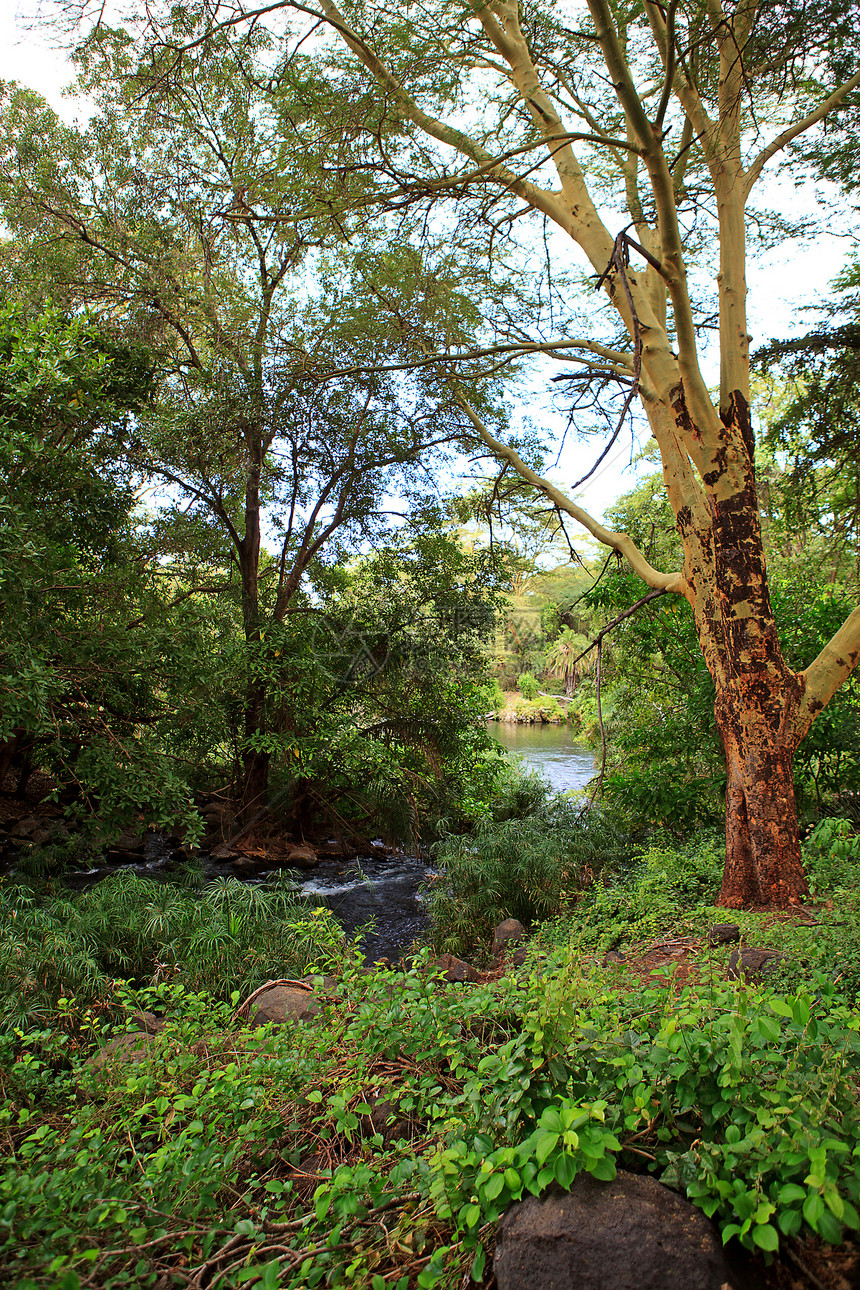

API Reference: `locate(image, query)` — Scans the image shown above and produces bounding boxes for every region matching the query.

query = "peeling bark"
[677,390,810,906]
[715,674,808,908]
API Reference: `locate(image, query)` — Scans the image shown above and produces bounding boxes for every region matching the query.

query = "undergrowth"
[0,871,344,1031]
[1,820,859,1287]
[427,800,632,959]
[2,948,859,1288]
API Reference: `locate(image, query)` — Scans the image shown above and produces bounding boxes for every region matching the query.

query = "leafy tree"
[544,626,595,697]
[130,0,860,906]
[0,30,476,819]
[0,304,209,835]
[299,524,509,838]
[755,265,860,588]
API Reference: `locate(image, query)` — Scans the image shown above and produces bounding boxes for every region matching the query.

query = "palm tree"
[544,628,593,698]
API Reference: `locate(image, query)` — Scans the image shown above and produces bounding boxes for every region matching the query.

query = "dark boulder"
[85,1031,160,1075]
[727,947,786,981]
[286,845,319,869]
[493,918,526,959]
[494,1174,742,1290]
[707,923,741,946]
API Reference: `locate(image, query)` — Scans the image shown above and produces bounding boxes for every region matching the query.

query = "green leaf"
[778,1209,802,1237]
[554,1154,577,1189]
[540,1107,563,1133]
[535,1131,560,1165]
[803,1193,825,1229]
[769,999,794,1018]
[461,1204,481,1229]
[752,1224,779,1252]
[777,1183,806,1205]
[817,1209,843,1245]
[314,1188,332,1222]
[259,1261,281,1289]
[792,997,811,1027]
[588,1156,617,1182]
[841,1200,860,1231]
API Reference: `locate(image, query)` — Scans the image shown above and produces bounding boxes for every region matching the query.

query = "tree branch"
[743,70,860,200]
[798,605,860,738]
[452,387,689,595]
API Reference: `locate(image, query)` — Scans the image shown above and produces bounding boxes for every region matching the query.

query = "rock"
[493,918,526,959]
[200,801,228,820]
[301,974,339,993]
[115,830,146,853]
[707,923,741,946]
[131,1010,165,1035]
[494,1175,740,1290]
[512,948,528,967]
[233,853,267,873]
[9,815,46,839]
[250,985,320,1026]
[286,845,319,869]
[85,1031,159,1074]
[210,842,240,861]
[727,947,786,981]
[429,953,480,984]
[172,845,200,862]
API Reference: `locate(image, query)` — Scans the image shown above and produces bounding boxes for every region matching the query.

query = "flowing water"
[57,724,596,962]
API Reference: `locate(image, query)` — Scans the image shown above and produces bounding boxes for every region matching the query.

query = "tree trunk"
[714,674,809,908]
[238,440,267,824]
[241,744,271,823]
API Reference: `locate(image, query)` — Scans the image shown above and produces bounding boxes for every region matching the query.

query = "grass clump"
[0,870,344,1031]
[427,799,633,958]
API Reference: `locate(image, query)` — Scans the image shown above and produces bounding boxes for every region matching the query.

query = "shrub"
[0,871,345,1031]
[537,831,725,953]
[4,954,859,1287]
[803,817,860,896]
[427,801,632,958]
[517,671,540,700]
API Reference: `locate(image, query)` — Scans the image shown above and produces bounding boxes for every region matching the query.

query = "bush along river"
[7,727,596,961]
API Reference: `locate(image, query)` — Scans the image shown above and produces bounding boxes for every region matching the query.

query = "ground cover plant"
[0,871,345,1033]
[2,820,859,1288]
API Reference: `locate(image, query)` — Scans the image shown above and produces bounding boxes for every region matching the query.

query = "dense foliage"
[0,306,212,836]
[2,822,860,1287]
[0,870,344,1033]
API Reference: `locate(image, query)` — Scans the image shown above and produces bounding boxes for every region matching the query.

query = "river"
[290,725,597,959]
[489,722,597,794]
[60,723,597,963]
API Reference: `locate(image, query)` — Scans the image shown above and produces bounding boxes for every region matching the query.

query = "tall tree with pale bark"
[31,0,860,904]
[139,0,860,908]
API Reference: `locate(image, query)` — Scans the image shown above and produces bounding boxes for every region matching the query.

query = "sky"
[0,5,853,532]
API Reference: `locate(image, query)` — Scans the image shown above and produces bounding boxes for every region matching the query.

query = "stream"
[278,724,596,959]
[489,722,596,794]
[62,725,597,962]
